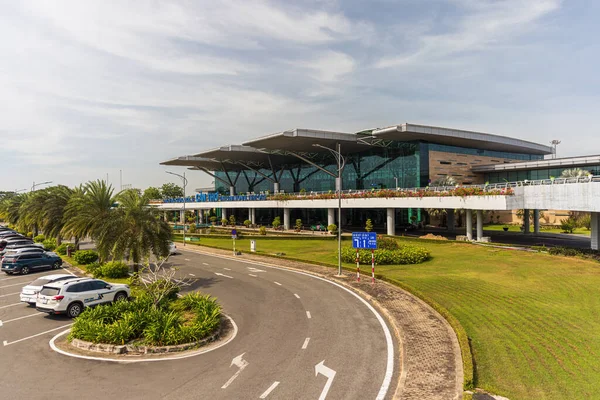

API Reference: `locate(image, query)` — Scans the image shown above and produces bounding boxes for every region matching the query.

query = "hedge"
[72,250,99,265]
[341,245,431,265]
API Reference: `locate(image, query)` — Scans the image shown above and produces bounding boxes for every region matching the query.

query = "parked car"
[169,241,177,255]
[1,247,45,261]
[3,241,43,250]
[20,274,75,305]
[36,278,130,318]
[1,252,63,275]
[2,238,35,248]
[0,234,25,242]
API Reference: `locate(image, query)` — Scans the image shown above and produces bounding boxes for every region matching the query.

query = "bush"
[244,219,252,228]
[365,219,373,232]
[86,261,103,276]
[295,219,302,231]
[272,216,281,229]
[327,224,337,234]
[560,217,578,233]
[72,250,99,265]
[55,243,74,255]
[377,237,399,250]
[26,232,33,238]
[221,218,227,226]
[578,214,592,230]
[33,234,45,243]
[209,216,217,225]
[259,226,267,235]
[341,245,431,265]
[229,215,236,226]
[97,261,130,279]
[42,238,57,251]
[188,224,196,234]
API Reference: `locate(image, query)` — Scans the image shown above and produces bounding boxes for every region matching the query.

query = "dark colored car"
[1,252,63,275]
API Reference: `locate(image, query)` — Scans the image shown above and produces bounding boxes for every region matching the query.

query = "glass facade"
[485,165,600,183]
[429,144,544,161]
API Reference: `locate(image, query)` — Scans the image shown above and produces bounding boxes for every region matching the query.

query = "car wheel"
[52,261,61,269]
[114,291,128,303]
[67,302,83,318]
[21,266,30,275]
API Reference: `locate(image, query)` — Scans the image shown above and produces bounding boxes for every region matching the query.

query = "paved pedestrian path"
[184,245,463,400]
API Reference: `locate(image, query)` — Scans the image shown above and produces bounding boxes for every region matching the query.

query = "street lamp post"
[394,176,398,189]
[313,143,345,276]
[31,181,52,192]
[166,171,188,247]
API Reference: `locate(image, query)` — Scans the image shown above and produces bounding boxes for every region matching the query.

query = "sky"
[1,0,598,192]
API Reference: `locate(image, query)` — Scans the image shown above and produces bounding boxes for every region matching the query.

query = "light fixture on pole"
[313,143,346,276]
[14,188,27,194]
[550,140,561,159]
[166,171,188,247]
[31,181,53,192]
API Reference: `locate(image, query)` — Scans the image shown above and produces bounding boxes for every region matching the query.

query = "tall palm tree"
[560,168,590,178]
[0,193,27,228]
[430,175,457,186]
[39,185,73,245]
[96,189,172,272]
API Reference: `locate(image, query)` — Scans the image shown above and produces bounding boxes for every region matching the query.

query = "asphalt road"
[0,248,397,400]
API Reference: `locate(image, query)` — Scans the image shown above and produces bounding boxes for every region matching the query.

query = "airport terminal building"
[160,123,600,250]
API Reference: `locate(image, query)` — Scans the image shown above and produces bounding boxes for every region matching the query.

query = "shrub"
[341,245,430,265]
[188,224,196,234]
[99,261,130,279]
[295,219,302,231]
[55,243,74,255]
[209,216,217,225]
[327,224,337,234]
[26,232,33,238]
[578,214,592,230]
[259,226,267,235]
[86,261,103,276]
[377,237,399,250]
[272,216,281,229]
[221,218,228,226]
[73,250,99,265]
[365,219,373,232]
[42,238,57,251]
[244,219,251,228]
[33,234,45,243]
[229,215,236,226]
[560,217,578,233]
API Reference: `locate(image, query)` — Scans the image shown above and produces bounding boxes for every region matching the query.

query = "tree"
[365,218,373,232]
[295,219,302,231]
[431,176,457,186]
[28,185,73,245]
[143,186,162,200]
[560,168,591,178]
[0,193,27,229]
[161,183,183,198]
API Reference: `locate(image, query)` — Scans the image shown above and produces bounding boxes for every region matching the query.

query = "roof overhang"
[160,156,244,171]
[472,155,600,172]
[193,145,294,165]
[372,123,553,155]
[243,128,369,154]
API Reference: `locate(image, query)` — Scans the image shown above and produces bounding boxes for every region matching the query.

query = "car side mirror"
[105,285,112,289]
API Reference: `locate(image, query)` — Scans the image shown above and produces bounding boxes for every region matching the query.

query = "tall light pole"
[394,176,398,189]
[14,188,27,194]
[31,181,52,192]
[550,140,561,159]
[166,171,188,246]
[313,143,345,276]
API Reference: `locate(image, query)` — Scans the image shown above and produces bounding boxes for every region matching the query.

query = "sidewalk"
[183,244,464,400]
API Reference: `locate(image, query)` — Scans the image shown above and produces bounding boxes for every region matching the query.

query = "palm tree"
[430,175,457,186]
[39,185,73,245]
[560,168,590,178]
[96,189,172,272]
[0,193,27,229]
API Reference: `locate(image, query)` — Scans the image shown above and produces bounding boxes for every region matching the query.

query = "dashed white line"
[302,337,310,350]
[0,292,20,298]
[0,282,33,289]
[274,281,282,286]
[259,381,280,399]
[202,263,209,266]
[0,302,21,310]
[184,258,191,261]
[306,311,312,319]
[3,323,73,346]
[294,293,300,299]
[188,273,196,277]
[248,274,257,277]
[0,313,40,326]
[214,272,233,279]
[223,268,232,271]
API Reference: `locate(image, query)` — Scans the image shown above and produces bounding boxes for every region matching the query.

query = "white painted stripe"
[302,337,310,349]
[274,281,282,286]
[0,282,31,289]
[306,311,311,319]
[49,315,238,363]
[294,293,300,299]
[223,267,231,271]
[0,292,19,298]
[248,274,257,277]
[202,262,209,266]
[177,248,395,400]
[0,271,62,282]
[4,323,73,346]
[0,302,21,310]
[214,272,233,279]
[184,258,191,261]
[173,278,191,287]
[188,273,196,277]
[0,312,40,326]
[61,266,77,276]
[259,381,280,399]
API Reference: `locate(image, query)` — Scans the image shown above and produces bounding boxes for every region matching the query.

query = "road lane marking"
[0,302,21,310]
[3,323,73,346]
[0,272,61,282]
[61,266,77,276]
[306,311,311,319]
[223,268,232,271]
[259,381,280,399]
[188,273,196,277]
[315,360,336,400]
[214,272,233,279]
[0,292,20,298]
[202,263,209,266]
[0,312,40,326]
[0,282,32,289]
[173,278,191,287]
[248,274,257,277]
[221,353,249,389]
[184,258,191,261]
[247,267,266,273]
[274,281,282,286]
[294,293,300,299]
[302,337,310,349]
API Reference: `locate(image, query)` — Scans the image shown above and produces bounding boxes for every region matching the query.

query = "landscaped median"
[176,235,600,400]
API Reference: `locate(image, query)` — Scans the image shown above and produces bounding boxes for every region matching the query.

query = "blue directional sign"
[352,232,377,249]
[231,229,237,239]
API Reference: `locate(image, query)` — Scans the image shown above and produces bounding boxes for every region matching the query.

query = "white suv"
[36,278,130,318]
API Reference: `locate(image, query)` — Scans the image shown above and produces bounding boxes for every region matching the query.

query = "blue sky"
[1,0,598,192]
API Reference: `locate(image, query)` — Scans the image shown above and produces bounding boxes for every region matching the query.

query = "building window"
[439,161,452,165]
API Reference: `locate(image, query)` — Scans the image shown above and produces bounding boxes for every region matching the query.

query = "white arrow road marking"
[3,323,73,346]
[214,272,233,279]
[315,360,336,400]
[259,381,280,399]
[306,311,311,319]
[294,293,300,299]
[0,312,40,326]
[0,292,20,298]
[248,274,257,277]
[302,337,310,349]
[221,353,249,389]
[223,267,232,271]
[0,302,21,310]
[273,281,282,286]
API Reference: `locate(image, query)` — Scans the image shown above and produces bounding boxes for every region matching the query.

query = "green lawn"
[484,224,591,235]
[185,236,600,400]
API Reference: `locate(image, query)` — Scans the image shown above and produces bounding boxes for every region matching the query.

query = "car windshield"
[29,278,52,286]
[39,287,60,296]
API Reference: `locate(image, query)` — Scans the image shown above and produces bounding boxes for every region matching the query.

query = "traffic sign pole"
[371,249,375,284]
[356,248,360,282]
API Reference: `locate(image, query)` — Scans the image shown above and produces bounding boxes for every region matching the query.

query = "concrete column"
[163,211,167,222]
[198,210,204,224]
[222,208,227,221]
[387,208,396,236]
[466,210,473,241]
[274,182,280,193]
[283,208,291,230]
[533,209,540,234]
[251,208,256,225]
[446,209,455,232]
[476,210,484,241]
[180,210,185,224]
[591,212,599,251]
[523,209,530,234]
[248,208,253,224]
[229,186,235,196]
[328,208,335,226]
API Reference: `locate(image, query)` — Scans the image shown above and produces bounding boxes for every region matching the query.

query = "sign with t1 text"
[352,232,377,249]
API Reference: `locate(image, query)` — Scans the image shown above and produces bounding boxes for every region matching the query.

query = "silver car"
[20,274,75,305]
